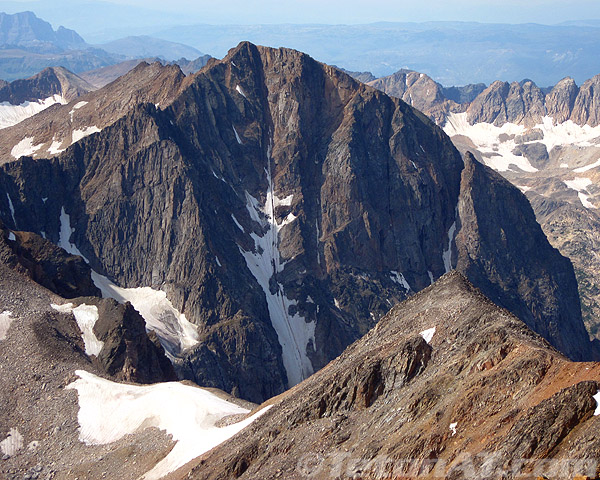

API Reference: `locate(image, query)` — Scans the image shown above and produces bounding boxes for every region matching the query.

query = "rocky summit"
[0,41,593,405]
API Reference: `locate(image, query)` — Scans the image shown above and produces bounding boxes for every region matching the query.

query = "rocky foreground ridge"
[184,272,600,480]
[0,42,594,403]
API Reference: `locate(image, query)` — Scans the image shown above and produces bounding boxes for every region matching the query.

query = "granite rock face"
[0,42,592,401]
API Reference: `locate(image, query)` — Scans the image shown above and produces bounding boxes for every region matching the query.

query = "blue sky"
[3,0,600,25]
[77,0,600,24]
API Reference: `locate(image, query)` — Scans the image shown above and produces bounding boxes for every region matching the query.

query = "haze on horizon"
[0,0,599,31]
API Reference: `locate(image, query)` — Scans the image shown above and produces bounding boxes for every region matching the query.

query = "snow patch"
[233,125,243,144]
[594,391,600,416]
[6,193,16,227]
[67,370,270,480]
[69,101,88,121]
[428,271,434,285]
[11,136,43,159]
[390,271,411,292]
[443,220,457,273]
[71,126,101,144]
[51,303,104,356]
[0,428,23,456]
[560,163,570,169]
[0,94,66,129]
[334,298,341,309]
[231,214,244,231]
[420,327,436,344]
[59,207,87,259]
[449,422,457,436]
[564,177,596,209]
[575,157,600,173]
[238,142,314,387]
[215,256,222,267]
[516,185,532,193]
[0,310,13,341]
[236,85,246,98]
[8,232,15,241]
[48,138,65,155]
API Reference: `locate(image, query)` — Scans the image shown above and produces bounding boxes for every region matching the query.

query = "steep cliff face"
[186,273,600,480]
[0,42,591,402]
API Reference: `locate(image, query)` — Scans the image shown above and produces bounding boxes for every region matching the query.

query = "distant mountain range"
[149,21,600,86]
[0,11,209,81]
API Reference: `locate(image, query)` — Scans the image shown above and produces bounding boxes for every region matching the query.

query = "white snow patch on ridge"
[8,232,15,241]
[594,391,600,416]
[69,101,87,121]
[236,85,246,98]
[11,136,43,159]
[449,422,457,436]
[67,370,271,480]
[233,125,243,144]
[58,207,199,360]
[0,94,66,129]
[0,310,13,340]
[0,428,23,456]
[71,126,101,144]
[420,327,436,344]
[239,143,315,388]
[51,303,104,356]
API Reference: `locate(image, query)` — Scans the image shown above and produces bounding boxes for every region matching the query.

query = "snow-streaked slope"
[0,310,13,341]
[444,113,600,173]
[58,206,199,360]
[594,391,600,416]
[239,144,315,388]
[443,113,535,172]
[67,370,271,480]
[51,303,104,356]
[0,95,66,130]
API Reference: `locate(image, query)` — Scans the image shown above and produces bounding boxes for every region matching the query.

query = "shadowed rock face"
[185,273,600,480]
[0,42,592,402]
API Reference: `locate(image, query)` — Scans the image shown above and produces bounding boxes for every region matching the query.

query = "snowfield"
[0,94,66,129]
[443,113,600,173]
[67,370,271,480]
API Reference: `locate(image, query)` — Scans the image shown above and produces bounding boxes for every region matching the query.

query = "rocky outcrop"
[88,297,177,383]
[545,76,579,124]
[0,220,100,298]
[186,272,600,480]
[0,42,592,402]
[571,74,600,126]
